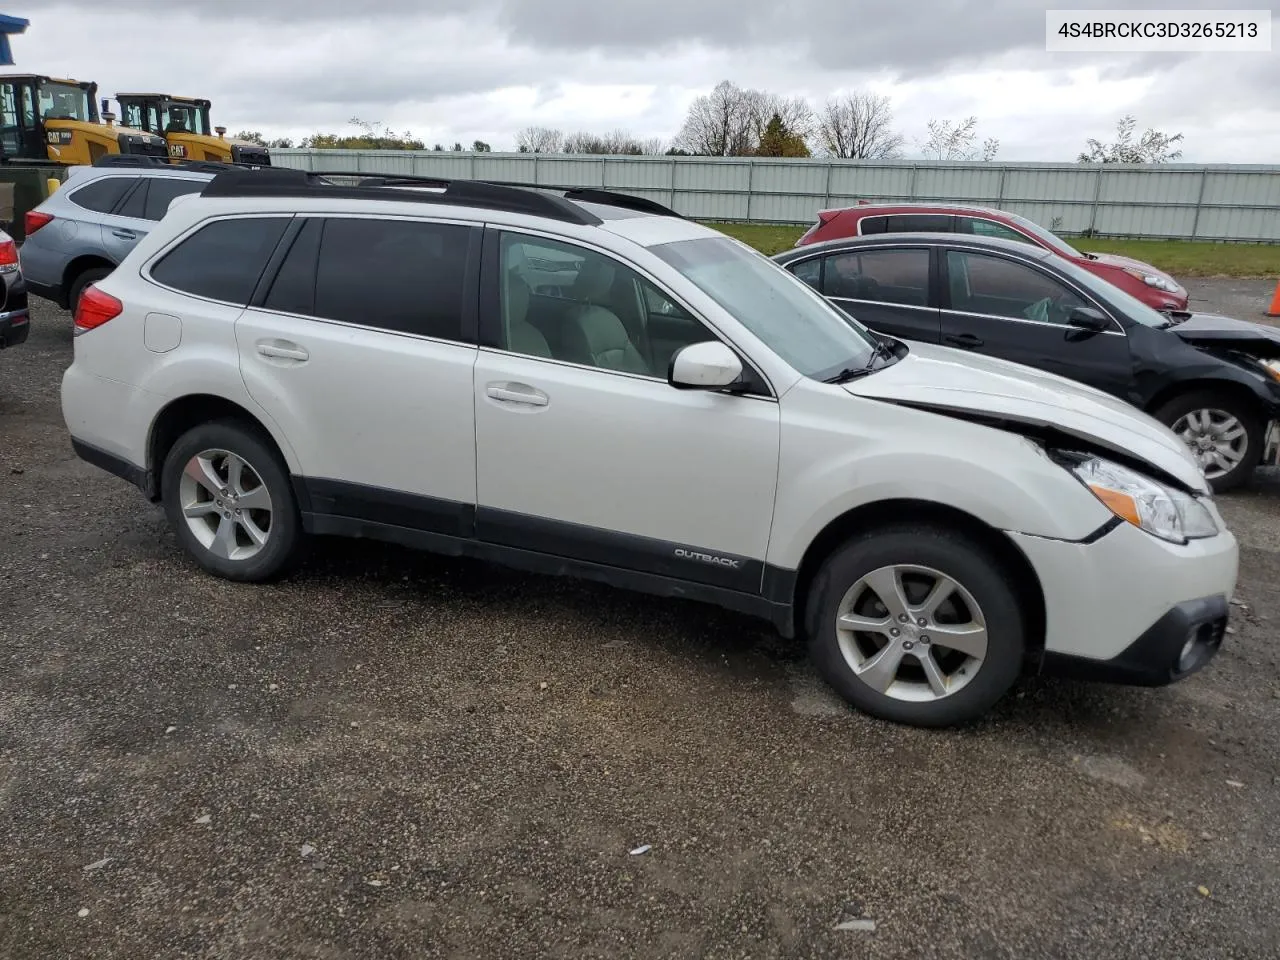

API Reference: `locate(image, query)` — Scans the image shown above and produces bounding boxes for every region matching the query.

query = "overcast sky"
[5,0,1278,161]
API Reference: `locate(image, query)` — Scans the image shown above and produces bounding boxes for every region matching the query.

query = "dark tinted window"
[143,178,205,221]
[946,251,1086,325]
[115,180,148,219]
[884,214,954,233]
[70,176,135,214]
[263,218,322,316]
[821,248,930,307]
[858,216,887,235]
[790,256,822,290]
[313,218,470,340]
[151,216,290,305]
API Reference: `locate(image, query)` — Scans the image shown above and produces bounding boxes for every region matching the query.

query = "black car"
[772,232,1280,492]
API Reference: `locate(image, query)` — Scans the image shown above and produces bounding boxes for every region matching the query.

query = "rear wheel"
[1155,390,1261,493]
[68,266,112,315]
[807,525,1025,728]
[161,420,302,582]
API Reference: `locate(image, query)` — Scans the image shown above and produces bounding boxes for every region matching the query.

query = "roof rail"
[347,175,682,219]
[200,168,666,226]
[91,156,269,173]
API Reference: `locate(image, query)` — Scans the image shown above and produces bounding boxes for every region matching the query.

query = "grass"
[701,221,1280,279]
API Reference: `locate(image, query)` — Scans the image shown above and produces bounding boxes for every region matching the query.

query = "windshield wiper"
[824,364,874,383]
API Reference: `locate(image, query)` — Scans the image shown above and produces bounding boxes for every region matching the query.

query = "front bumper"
[1040,594,1227,685]
[0,307,29,348]
[1007,513,1238,685]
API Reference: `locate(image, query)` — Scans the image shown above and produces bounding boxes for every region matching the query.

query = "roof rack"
[91,156,268,173]
[199,168,682,224]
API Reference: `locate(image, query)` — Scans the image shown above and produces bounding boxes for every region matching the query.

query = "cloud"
[5,0,1278,160]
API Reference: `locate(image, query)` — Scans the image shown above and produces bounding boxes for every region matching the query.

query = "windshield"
[650,235,879,379]
[1008,213,1083,259]
[1053,256,1172,327]
[163,101,209,136]
[36,81,93,123]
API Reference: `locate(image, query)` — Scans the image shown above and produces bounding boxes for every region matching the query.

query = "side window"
[69,177,136,214]
[313,217,470,340]
[790,257,822,290]
[884,214,954,233]
[150,216,290,305]
[498,232,714,377]
[820,248,930,307]
[122,102,143,130]
[263,217,322,316]
[957,217,1036,246]
[143,178,206,221]
[115,180,148,220]
[945,251,1087,325]
[857,216,887,235]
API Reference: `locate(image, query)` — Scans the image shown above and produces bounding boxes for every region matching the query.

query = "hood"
[1170,312,1280,359]
[1083,251,1182,287]
[845,341,1208,492]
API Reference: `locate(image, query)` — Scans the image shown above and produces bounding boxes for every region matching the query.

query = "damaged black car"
[773,232,1280,492]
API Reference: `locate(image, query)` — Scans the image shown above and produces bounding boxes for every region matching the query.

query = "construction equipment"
[0,74,168,165]
[114,93,270,166]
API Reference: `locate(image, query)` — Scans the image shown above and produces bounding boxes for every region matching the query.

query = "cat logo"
[169,144,187,158]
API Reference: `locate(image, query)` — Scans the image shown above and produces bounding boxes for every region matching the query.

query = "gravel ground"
[3,283,1280,960]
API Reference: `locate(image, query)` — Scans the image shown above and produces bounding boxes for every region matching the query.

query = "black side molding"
[70,438,154,496]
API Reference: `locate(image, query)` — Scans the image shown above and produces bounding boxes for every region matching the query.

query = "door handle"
[111,229,137,241]
[485,382,548,406]
[943,333,984,349]
[256,341,309,362]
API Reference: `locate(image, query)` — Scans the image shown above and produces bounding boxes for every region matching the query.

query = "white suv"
[61,169,1239,727]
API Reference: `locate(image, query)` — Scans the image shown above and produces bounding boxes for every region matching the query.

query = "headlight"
[1066,455,1218,544]
[1123,267,1177,293]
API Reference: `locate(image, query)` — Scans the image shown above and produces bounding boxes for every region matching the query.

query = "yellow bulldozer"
[0,74,169,165]
[115,93,271,165]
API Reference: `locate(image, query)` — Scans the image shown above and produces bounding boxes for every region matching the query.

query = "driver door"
[938,248,1133,399]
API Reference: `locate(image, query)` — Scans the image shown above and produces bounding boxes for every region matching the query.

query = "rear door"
[234,214,481,533]
[787,245,939,343]
[938,248,1133,397]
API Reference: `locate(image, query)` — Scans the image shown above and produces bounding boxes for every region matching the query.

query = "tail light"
[74,286,123,334]
[24,210,54,237]
[0,237,17,273]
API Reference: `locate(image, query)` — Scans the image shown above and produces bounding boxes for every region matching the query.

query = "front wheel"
[806,525,1026,728]
[161,420,302,581]
[1154,391,1261,493]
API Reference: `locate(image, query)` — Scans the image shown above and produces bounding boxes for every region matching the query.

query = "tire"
[161,419,302,582]
[806,524,1025,728]
[68,266,112,315]
[1153,390,1262,493]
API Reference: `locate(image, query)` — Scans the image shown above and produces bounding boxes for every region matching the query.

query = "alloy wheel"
[1171,408,1248,481]
[177,448,274,561]
[834,564,988,702]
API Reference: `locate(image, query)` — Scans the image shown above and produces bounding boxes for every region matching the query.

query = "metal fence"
[269,150,1280,243]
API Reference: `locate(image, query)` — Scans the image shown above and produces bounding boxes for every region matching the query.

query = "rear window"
[69,176,135,214]
[150,216,290,305]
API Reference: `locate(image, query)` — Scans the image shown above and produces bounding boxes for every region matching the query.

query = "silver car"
[21,160,217,313]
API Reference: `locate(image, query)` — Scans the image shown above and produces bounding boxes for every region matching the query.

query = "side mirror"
[668,341,744,390]
[1067,306,1110,333]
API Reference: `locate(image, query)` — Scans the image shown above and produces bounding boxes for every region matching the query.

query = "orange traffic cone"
[1269,279,1280,317]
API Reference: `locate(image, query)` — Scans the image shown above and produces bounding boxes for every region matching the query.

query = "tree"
[560,129,665,155]
[1078,115,1184,163]
[673,80,816,156]
[673,80,756,156]
[234,130,267,146]
[301,117,424,150]
[516,126,563,153]
[919,116,999,161]
[755,113,810,157]
[817,93,905,159]
[472,140,492,152]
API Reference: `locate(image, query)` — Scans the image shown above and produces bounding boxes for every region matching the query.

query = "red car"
[795,202,1189,313]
